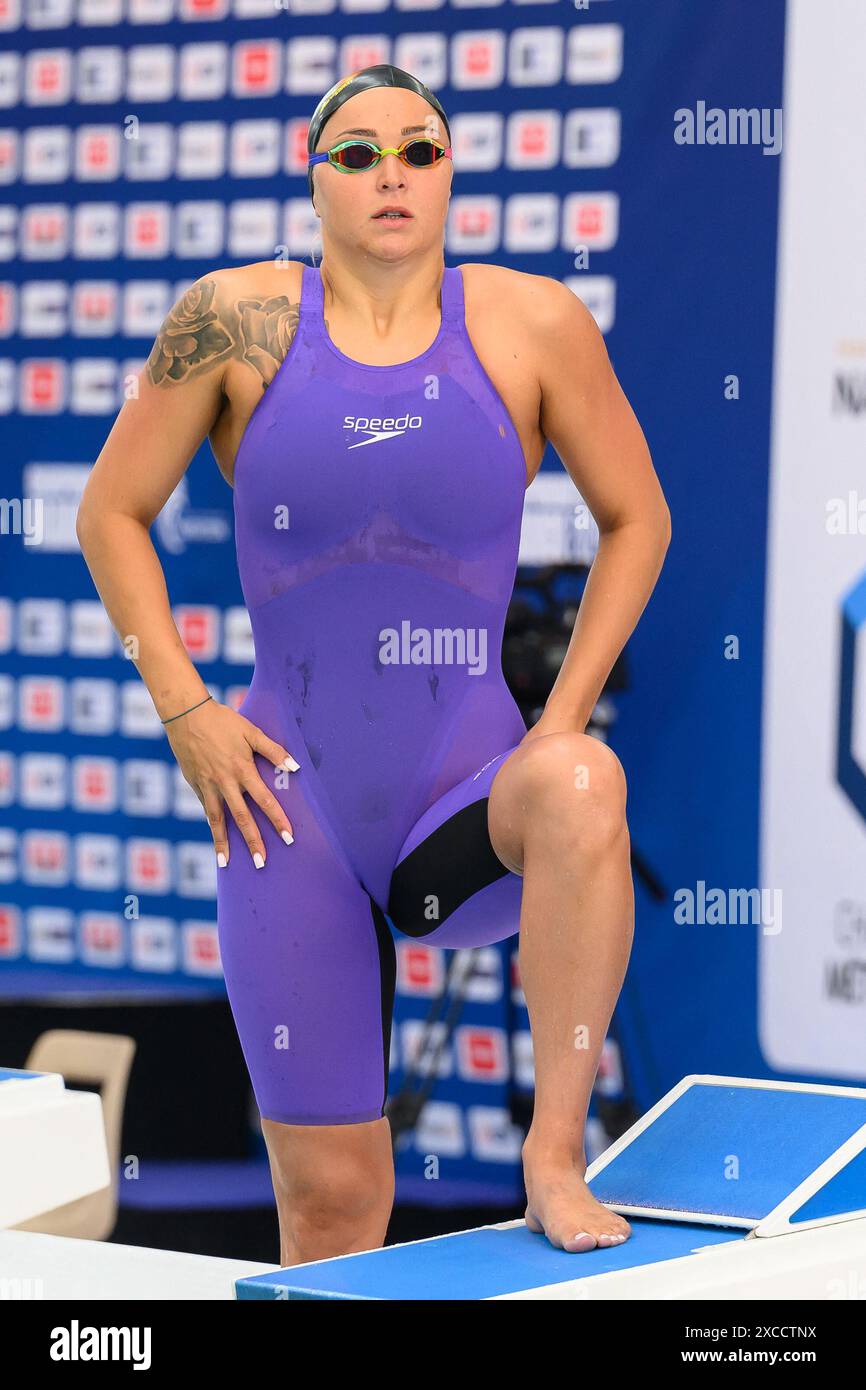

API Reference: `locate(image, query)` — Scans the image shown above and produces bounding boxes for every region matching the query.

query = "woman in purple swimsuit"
[77,65,670,1267]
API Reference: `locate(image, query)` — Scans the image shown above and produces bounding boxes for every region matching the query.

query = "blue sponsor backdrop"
[0,0,786,1202]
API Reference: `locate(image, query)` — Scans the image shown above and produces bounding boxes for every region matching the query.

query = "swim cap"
[306,63,451,200]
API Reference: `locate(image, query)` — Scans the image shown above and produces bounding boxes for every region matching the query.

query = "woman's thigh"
[216,757,396,1127]
[386,745,524,949]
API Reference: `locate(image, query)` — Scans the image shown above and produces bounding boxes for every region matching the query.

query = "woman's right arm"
[75,270,299,869]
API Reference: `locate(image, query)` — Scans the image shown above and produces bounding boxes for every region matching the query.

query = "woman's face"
[310,85,453,261]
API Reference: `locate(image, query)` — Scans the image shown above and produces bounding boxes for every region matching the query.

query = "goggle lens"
[404,139,441,167]
[340,143,378,170]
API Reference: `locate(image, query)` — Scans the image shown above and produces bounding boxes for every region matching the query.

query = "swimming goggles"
[308,136,452,174]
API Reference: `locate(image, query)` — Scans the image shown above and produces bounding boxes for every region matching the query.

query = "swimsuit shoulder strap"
[299,261,323,320]
[440,264,465,327]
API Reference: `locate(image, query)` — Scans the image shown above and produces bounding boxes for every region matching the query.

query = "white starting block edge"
[0,1229,279,1300]
[0,1069,111,1229]
[584,1074,866,1238]
[0,1070,63,1109]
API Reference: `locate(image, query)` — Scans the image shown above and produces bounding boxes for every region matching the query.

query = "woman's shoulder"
[456,261,561,315]
[457,262,576,339]
[204,259,306,307]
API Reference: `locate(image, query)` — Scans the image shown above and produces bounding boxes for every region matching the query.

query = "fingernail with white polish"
[283,756,300,771]
[281,830,294,845]
[217,852,227,868]
[254,852,265,868]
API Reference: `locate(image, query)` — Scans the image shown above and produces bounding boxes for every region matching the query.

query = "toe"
[561,1230,598,1253]
[525,1207,544,1235]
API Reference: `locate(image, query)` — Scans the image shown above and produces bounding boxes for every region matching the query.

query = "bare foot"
[523,1149,632,1254]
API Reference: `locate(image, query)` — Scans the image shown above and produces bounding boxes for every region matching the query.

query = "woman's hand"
[164,699,299,868]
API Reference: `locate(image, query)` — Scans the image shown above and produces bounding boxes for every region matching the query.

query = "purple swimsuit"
[216,262,528,1124]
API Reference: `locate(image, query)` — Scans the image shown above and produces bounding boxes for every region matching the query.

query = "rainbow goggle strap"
[308,136,452,173]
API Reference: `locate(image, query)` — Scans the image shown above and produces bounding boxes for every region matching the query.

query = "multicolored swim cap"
[306,63,451,199]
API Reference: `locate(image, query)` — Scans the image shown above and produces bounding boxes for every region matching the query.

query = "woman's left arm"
[525,278,672,736]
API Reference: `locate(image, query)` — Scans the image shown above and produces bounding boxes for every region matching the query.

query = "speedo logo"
[343,414,423,449]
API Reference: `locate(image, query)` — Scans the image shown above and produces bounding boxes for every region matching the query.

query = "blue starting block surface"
[587,1080,866,1223]
[235,1219,742,1301]
[790,1145,866,1224]
[235,1076,866,1300]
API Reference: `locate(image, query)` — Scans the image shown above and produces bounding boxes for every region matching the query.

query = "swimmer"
[76,64,671,1266]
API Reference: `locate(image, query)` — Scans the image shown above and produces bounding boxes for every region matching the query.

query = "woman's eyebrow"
[331,124,432,140]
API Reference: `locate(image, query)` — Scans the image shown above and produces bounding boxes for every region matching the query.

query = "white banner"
[760,0,866,1076]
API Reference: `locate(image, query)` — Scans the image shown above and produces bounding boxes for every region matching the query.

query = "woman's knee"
[508,732,628,846]
[265,1120,394,1238]
[289,1166,390,1237]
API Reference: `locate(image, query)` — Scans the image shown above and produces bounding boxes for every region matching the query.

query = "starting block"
[0,1067,111,1228]
[235,1075,866,1300]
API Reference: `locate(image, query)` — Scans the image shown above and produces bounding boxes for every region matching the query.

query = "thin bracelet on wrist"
[160,694,213,725]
